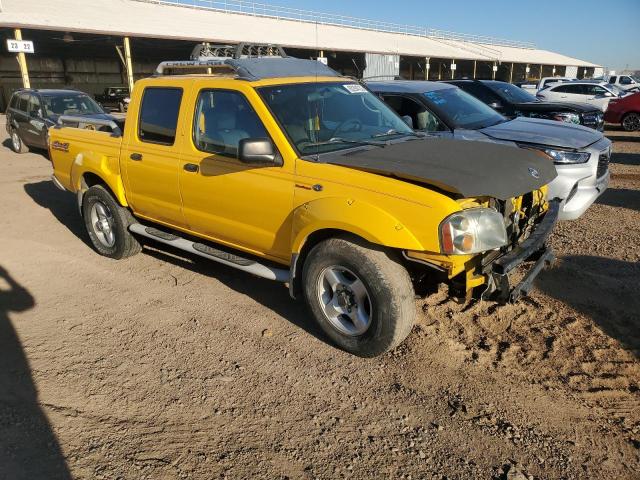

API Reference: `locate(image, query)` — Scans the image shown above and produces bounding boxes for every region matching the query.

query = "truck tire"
[622,112,640,132]
[82,185,141,259]
[302,237,415,357]
[10,129,28,154]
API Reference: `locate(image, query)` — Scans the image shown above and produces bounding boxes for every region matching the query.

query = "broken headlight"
[440,208,508,255]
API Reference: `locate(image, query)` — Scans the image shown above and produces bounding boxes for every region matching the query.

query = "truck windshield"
[41,93,104,117]
[485,81,539,104]
[258,82,414,155]
[422,87,506,130]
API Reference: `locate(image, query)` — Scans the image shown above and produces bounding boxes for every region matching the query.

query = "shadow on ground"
[537,255,640,357]
[611,152,640,166]
[596,187,640,212]
[0,266,72,479]
[23,181,92,249]
[142,245,329,346]
[1,138,49,159]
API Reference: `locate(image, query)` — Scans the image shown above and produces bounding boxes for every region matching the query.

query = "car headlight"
[440,208,508,255]
[544,148,591,164]
[552,112,580,124]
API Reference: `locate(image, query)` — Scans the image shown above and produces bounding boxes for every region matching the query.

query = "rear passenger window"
[193,90,268,157]
[17,94,29,112]
[609,76,617,84]
[554,84,583,94]
[138,87,183,145]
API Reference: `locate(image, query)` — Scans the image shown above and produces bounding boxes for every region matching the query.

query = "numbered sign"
[6,39,34,54]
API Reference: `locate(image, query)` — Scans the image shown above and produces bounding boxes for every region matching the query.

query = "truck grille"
[597,150,610,178]
[582,112,604,131]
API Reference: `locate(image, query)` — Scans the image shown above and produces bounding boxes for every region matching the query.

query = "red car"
[604,91,640,131]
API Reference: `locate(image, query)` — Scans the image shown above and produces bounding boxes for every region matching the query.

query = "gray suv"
[369,81,610,221]
[5,89,116,154]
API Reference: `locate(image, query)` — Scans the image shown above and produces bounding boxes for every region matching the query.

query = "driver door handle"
[183,163,199,173]
[130,153,143,161]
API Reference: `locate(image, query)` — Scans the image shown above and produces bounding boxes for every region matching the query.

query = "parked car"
[604,74,640,93]
[5,88,118,154]
[518,76,574,93]
[95,87,130,112]
[604,91,640,131]
[536,81,628,112]
[48,45,559,357]
[445,79,604,131]
[370,80,610,221]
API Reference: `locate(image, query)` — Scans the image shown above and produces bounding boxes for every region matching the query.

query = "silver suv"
[369,80,610,221]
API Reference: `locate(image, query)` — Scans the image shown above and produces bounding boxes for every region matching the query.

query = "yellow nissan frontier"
[48,44,559,357]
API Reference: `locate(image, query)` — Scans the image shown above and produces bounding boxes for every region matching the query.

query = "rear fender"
[70,151,128,210]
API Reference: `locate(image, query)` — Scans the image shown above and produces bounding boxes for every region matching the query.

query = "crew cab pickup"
[49,45,559,357]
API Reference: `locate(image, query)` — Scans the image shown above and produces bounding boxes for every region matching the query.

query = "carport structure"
[0,0,601,109]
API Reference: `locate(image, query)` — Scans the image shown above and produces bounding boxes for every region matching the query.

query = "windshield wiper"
[372,129,423,139]
[304,137,388,149]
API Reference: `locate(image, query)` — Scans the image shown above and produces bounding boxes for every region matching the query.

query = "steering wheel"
[332,118,363,137]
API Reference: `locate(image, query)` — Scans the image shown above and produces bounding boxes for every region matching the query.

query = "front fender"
[291,196,425,254]
[70,150,128,206]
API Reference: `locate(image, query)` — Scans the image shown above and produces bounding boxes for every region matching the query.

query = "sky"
[266,0,640,72]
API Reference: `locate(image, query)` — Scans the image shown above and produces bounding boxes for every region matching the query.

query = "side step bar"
[129,224,289,282]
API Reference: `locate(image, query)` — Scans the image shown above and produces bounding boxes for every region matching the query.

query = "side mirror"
[238,138,280,166]
[603,92,614,98]
[401,115,414,128]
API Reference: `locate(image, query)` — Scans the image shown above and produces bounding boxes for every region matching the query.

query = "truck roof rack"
[155,42,341,81]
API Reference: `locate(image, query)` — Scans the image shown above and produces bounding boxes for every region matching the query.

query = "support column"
[492,62,496,80]
[509,62,514,83]
[473,60,477,79]
[425,57,430,80]
[539,64,543,80]
[451,59,455,80]
[14,29,30,89]
[123,37,134,92]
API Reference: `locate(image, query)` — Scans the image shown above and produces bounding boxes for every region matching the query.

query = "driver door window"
[381,95,446,132]
[194,90,269,157]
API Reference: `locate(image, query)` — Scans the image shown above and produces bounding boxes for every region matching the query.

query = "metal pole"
[425,57,430,80]
[14,29,30,89]
[509,62,514,83]
[473,60,476,79]
[451,60,455,80]
[492,62,496,80]
[123,37,134,92]
[539,64,543,81]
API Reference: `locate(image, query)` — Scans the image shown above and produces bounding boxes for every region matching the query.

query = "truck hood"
[512,101,598,114]
[479,117,603,150]
[324,137,557,201]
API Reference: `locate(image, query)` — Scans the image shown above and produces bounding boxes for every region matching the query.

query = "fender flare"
[70,152,128,211]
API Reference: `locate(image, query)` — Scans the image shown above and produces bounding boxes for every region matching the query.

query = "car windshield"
[422,87,505,130]
[485,81,539,103]
[607,84,627,96]
[258,82,414,155]
[41,93,104,117]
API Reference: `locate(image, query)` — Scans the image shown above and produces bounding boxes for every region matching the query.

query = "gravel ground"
[0,117,638,479]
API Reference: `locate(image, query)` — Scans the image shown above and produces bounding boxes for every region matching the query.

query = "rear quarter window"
[138,87,183,145]
[17,94,29,112]
[9,94,19,109]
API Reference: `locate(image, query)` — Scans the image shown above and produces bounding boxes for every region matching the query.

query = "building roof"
[0,0,601,68]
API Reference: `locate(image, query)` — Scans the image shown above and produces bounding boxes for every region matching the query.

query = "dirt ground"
[0,115,638,480]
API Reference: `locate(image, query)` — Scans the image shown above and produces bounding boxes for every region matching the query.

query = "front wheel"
[622,112,640,132]
[302,237,415,357]
[10,130,28,154]
[82,185,141,259]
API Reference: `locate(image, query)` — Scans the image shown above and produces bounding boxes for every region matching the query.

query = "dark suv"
[445,79,604,131]
[5,89,116,154]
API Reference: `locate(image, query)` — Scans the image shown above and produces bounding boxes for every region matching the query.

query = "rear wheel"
[302,237,415,357]
[82,185,141,259]
[622,113,640,132]
[10,130,28,154]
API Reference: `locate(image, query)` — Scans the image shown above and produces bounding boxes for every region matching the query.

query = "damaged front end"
[406,191,559,304]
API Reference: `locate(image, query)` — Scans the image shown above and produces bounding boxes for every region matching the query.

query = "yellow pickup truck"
[49,44,558,357]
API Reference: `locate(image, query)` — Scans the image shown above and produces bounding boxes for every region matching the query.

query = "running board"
[129,224,289,282]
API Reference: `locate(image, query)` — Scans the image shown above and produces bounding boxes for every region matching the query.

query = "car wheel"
[622,113,640,132]
[10,130,28,154]
[82,185,142,259]
[302,237,415,357]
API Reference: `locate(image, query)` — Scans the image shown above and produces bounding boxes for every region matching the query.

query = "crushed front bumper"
[484,200,560,303]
